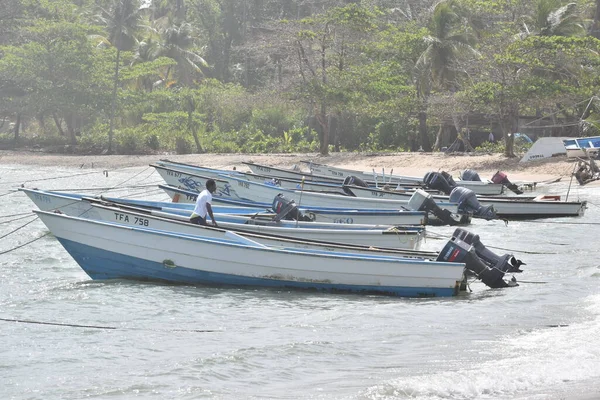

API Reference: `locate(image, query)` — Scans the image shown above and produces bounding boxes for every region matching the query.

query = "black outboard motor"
[272,194,313,222]
[491,171,523,195]
[437,237,515,288]
[452,228,524,273]
[407,189,462,225]
[449,187,497,220]
[342,175,368,196]
[441,171,457,187]
[460,169,482,181]
[423,172,455,195]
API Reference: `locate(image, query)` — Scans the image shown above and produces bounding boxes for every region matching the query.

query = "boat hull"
[37,211,464,297]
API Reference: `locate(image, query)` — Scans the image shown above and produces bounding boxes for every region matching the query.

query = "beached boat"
[34,210,466,297]
[21,188,425,250]
[563,136,600,158]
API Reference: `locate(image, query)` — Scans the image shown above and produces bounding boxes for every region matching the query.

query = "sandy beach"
[0,150,578,182]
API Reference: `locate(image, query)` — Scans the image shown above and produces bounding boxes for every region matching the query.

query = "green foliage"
[4,0,600,155]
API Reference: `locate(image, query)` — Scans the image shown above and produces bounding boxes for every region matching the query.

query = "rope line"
[0,317,218,333]
[5,171,99,186]
[104,166,152,193]
[0,211,33,219]
[46,184,161,192]
[0,213,38,225]
[0,231,50,255]
[0,216,40,240]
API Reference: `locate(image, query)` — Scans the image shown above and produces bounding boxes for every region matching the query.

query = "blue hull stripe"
[57,238,456,298]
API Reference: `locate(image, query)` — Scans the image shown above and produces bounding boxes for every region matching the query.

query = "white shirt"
[192,189,212,218]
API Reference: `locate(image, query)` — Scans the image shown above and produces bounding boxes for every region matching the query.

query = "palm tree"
[130,37,161,91]
[415,0,478,150]
[520,0,584,38]
[160,21,208,87]
[96,0,145,153]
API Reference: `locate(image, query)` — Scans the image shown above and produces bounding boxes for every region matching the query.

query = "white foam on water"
[363,294,600,400]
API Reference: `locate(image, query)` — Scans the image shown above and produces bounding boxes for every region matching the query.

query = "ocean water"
[0,163,599,400]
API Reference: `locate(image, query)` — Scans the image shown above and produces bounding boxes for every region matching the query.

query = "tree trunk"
[52,113,66,136]
[65,113,77,145]
[108,48,121,154]
[503,111,518,157]
[13,113,21,145]
[433,125,443,151]
[318,104,329,155]
[189,112,203,153]
[591,0,600,39]
[418,111,432,151]
[37,113,46,135]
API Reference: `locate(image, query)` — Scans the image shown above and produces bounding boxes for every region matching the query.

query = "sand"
[0,150,578,182]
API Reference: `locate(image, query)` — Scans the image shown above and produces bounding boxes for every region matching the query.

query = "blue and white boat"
[21,188,425,250]
[34,210,466,298]
[158,184,448,226]
[563,136,600,158]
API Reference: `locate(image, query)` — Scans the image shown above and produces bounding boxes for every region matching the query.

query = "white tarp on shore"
[520,137,568,163]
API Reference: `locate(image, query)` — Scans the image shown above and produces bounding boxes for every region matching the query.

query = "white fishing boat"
[34,210,466,297]
[21,188,424,250]
[563,136,600,158]
[222,174,462,213]
[344,184,587,219]
[159,184,432,225]
[89,202,434,256]
[300,160,505,196]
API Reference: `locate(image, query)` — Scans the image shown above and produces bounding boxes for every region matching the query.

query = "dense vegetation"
[1,0,600,156]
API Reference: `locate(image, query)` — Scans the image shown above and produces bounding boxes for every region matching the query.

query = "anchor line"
[102,166,152,194]
[0,231,50,255]
[10,171,100,186]
[0,213,38,225]
[45,184,161,192]
[424,231,560,254]
[0,216,40,240]
[0,211,35,219]
[0,317,218,333]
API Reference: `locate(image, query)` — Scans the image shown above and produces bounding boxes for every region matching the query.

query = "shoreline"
[0,149,577,182]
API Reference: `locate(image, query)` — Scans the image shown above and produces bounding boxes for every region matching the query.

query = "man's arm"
[207,203,217,226]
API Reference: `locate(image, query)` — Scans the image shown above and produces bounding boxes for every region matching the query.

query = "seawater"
[0,163,599,400]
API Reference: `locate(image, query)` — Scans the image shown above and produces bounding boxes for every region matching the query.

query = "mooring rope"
[0,213,38,225]
[0,211,33,219]
[3,171,99,186]
[0,216,40,240]
[105,166,153,192]
[0,230,50,255]
[0,317,218,333]
[424,230,561,254]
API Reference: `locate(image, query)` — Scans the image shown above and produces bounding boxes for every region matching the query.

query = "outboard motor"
[423,172,455,195]
[407,189,461,225]
[491,171,523,195]
[460,169,482,181]
[441,171,457,187]
[452,228,524,273]
[342,175,368,196]
[449,187,497,220]
[437,237,516,288]
[271,194,312,222]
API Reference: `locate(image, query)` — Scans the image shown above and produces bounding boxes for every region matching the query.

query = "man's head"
[206,179,217,193]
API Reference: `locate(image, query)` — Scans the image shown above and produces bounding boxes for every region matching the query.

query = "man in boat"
[190,179,218,227]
